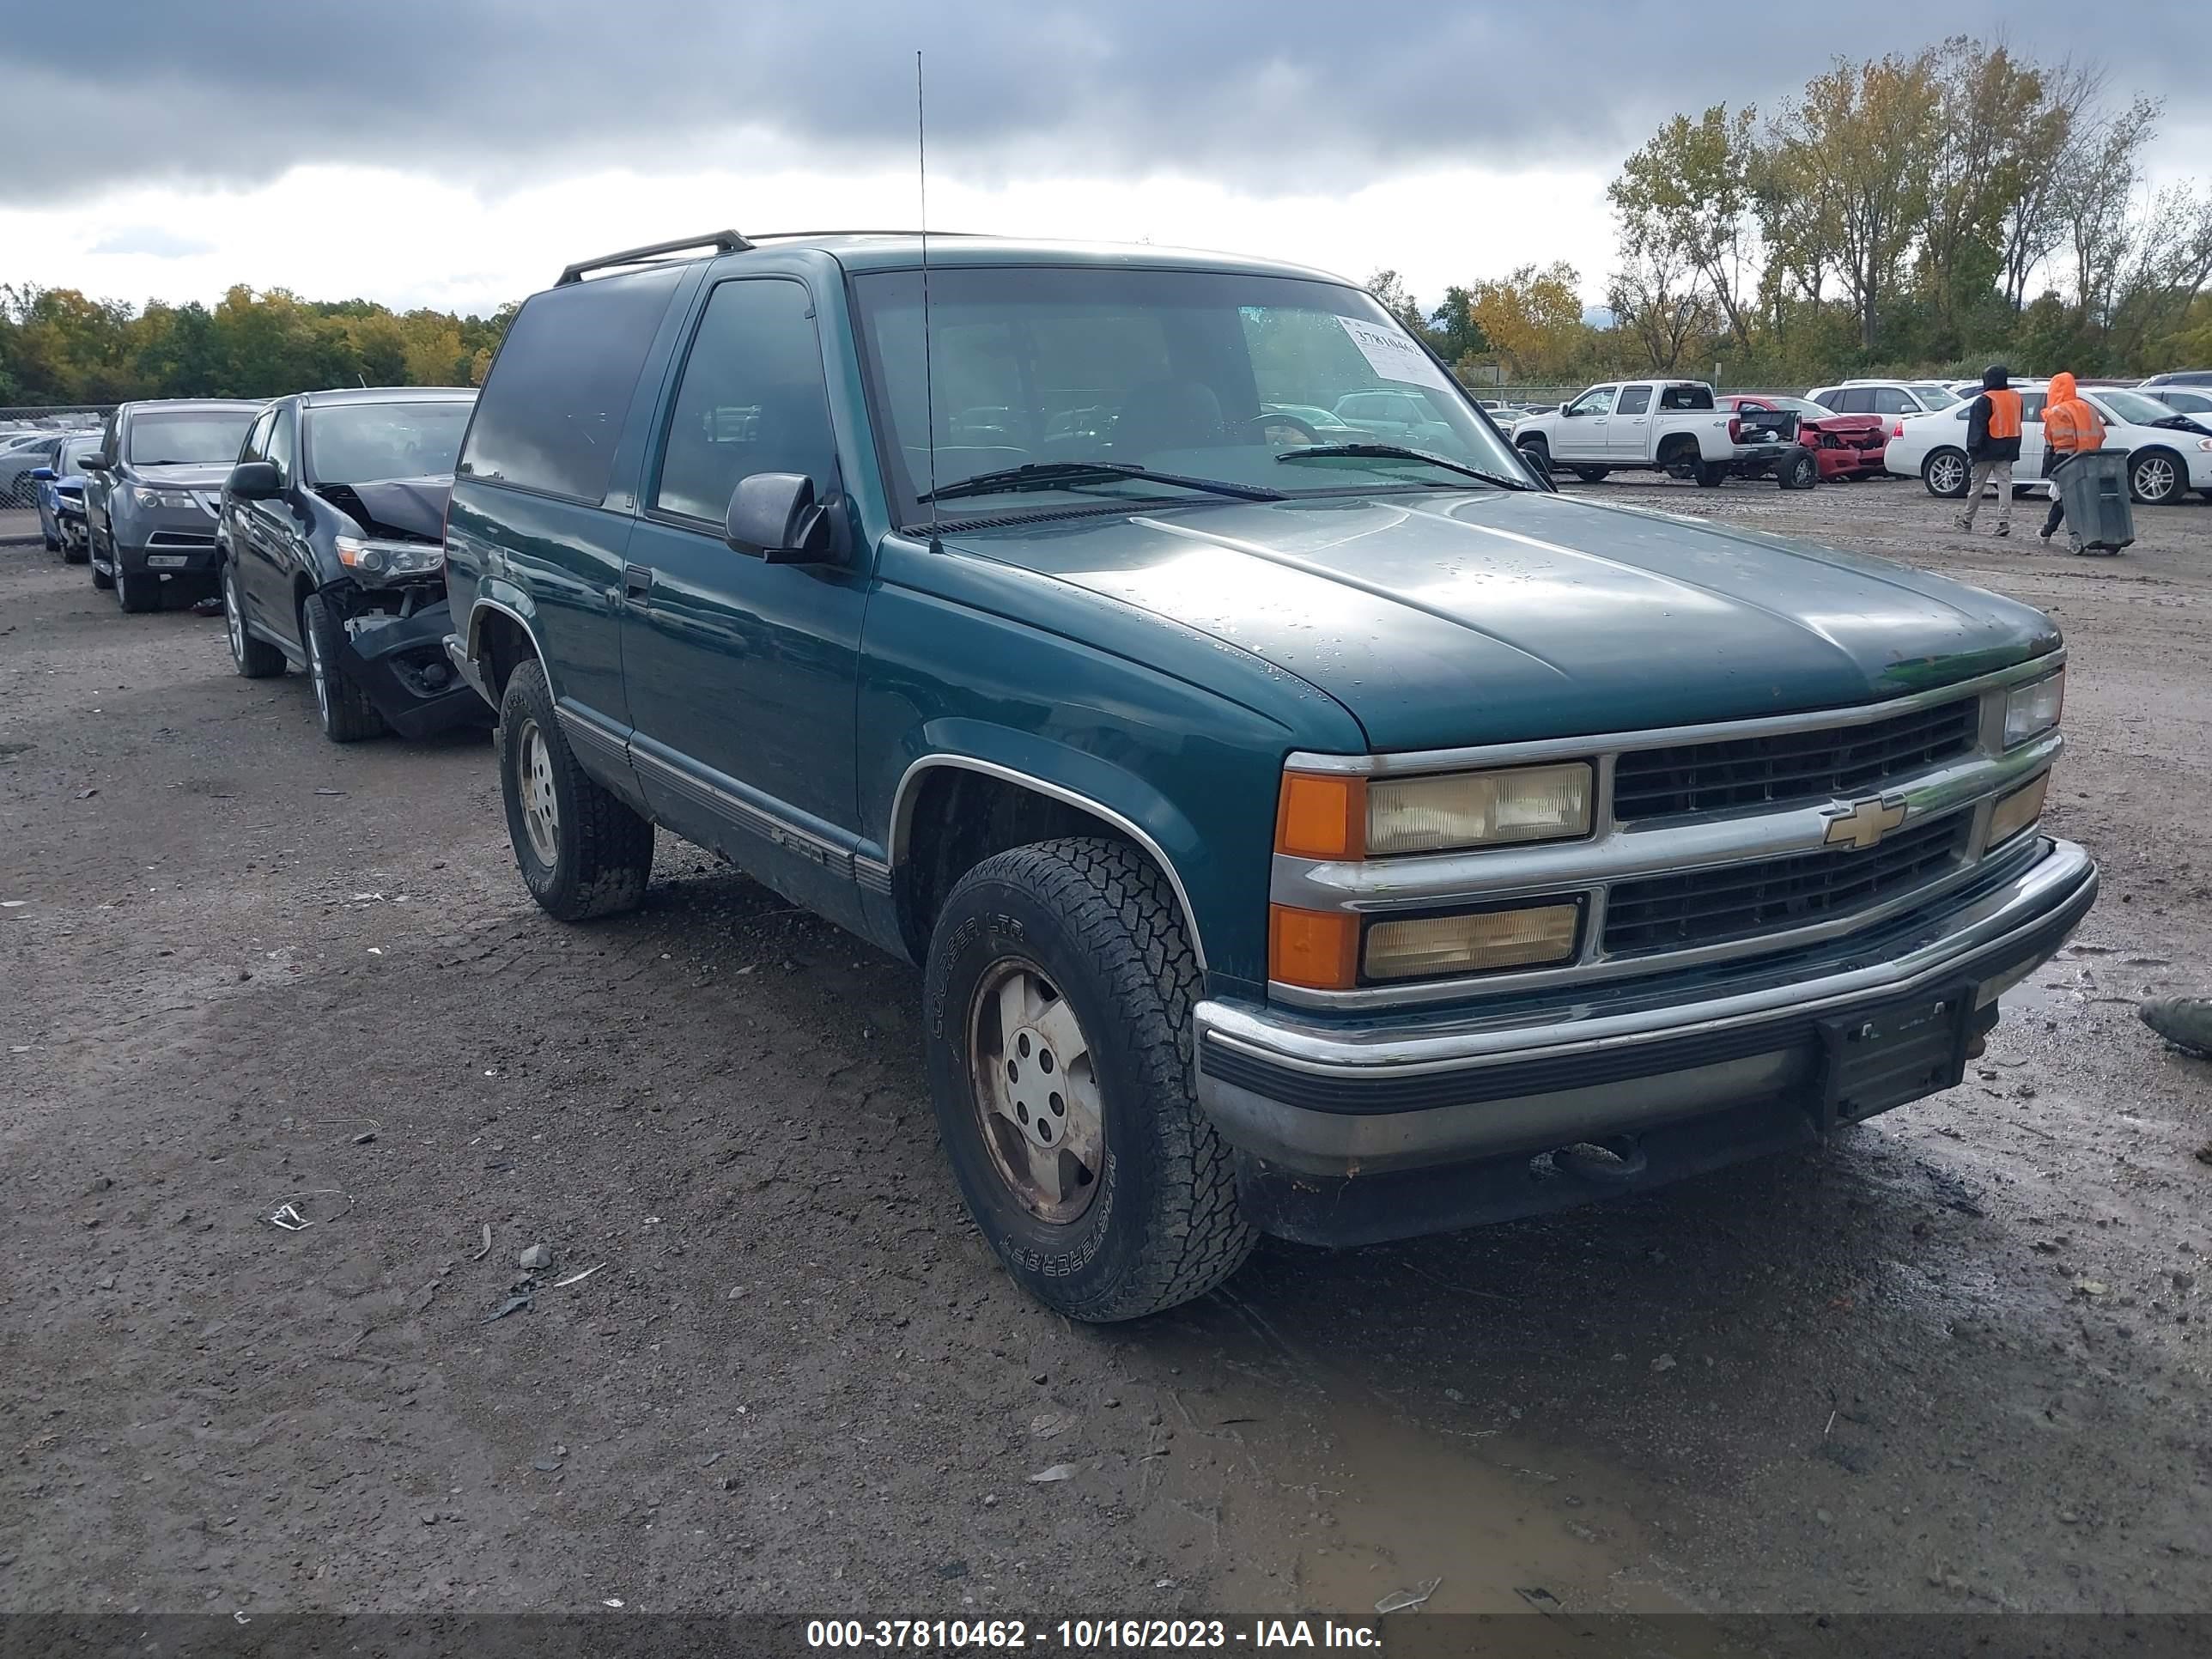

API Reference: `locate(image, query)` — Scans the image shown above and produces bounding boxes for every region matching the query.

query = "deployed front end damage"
[337,592,486,738]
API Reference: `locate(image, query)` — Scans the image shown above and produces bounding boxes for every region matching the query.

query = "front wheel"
[2129,447,2183,505]
[496,659,654,921]
[924,837,1255,1322]
[1693,459,1726,487]
[301,592,385,741]
[1779,447,1819,490]
[114,556,157,614]
[1571,465,1609,483]
[89,528,114,589]
[1922,448,1969,499]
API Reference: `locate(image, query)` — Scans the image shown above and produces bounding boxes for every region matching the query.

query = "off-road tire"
[1571,465,1609,483]
[496,658,654,921]
[222,561,285,678]
[88,526,114,589]
[923,836,1255,1322]
[301,592,385,742]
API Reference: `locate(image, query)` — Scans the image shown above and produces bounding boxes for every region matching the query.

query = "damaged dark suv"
[217,386,486,742]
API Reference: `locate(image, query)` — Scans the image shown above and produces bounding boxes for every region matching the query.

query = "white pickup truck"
[1515,379,1814,489]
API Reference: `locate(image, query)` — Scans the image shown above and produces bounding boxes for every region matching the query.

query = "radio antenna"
[917,50,939,534]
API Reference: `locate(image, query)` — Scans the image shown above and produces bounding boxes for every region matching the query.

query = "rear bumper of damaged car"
[340,599,490,738]
[1193,837,2097,1246]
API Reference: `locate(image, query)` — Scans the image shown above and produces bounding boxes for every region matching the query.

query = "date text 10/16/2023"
[805,1619,1383,1650]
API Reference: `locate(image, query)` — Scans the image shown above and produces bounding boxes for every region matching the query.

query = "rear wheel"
[1922,448,1970,499]
[301,591,385,742]
[2129,447,2183,505]
[924,837,1255,1322]
[496,658,654,921]
[222,561,285,678]
[1571,465,1610,483]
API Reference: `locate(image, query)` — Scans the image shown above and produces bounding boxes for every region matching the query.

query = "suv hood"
[316,475,451,543]
[131,463,233,489]
[950,490,2060,752]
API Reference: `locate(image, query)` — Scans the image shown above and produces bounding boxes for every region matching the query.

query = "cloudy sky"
[3,0,2205,318]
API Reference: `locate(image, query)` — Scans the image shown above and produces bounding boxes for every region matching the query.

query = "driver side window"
[266,407,297,483]
[1568,386,1617,417]
[239,410,276,465]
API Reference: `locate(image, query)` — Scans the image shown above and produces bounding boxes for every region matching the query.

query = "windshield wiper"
[916,460,1281,505]
[1275,442,1536,491]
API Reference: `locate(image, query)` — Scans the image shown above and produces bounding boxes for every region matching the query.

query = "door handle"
[623,562,654,600]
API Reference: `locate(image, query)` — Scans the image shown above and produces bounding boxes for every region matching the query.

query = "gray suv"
[84,399,264,613]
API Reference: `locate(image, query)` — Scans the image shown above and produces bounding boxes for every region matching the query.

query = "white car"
[1808,379,1963,417]
[1883,381,2212,506]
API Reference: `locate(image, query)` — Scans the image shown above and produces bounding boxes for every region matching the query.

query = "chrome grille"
[1602,814,1970,957]
[1612,697,1979,821]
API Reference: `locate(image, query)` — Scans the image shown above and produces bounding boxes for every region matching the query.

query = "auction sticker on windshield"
[1336,316,1453,392]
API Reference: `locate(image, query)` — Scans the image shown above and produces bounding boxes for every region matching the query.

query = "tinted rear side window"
[459,266,684,502]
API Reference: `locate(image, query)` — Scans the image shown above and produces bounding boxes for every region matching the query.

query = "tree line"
[1371,38,2212,386]
[0,283,514,406]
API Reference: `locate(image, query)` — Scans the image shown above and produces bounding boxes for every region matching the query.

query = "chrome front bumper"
[1194,836,2097,1181]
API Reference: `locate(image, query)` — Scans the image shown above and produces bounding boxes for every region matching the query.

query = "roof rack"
[556,229,752,286]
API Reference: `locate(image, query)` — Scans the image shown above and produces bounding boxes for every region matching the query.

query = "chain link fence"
[0,407,111,509]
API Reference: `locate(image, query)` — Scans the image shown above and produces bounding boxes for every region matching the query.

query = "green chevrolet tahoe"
[441,230,2097,1322]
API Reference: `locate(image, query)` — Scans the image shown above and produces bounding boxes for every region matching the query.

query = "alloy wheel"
[2133,454,2177,503]
[223,568,246,665]
[307,623,331,726]
[1926,453,1966,496]
[966,959,1105,1224]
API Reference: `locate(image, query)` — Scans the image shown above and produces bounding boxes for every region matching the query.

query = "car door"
[1608,383,1652,459]
[84,409,121,548]
[1554,386,1615,460]
[2018,391,2051,478]
[226,407,279,628]
[251,404,313,647]
[619,274,871,922]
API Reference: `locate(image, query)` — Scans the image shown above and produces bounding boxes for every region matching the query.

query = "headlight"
[1366,763,1593,856]
[1988,770,2051,848]
[1364,902,1582,981]
[130,485,197,509]
[2002,670,2064,748]
[336,534,444,576]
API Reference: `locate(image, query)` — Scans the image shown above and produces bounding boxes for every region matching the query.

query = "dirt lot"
[2,478,2209,1627]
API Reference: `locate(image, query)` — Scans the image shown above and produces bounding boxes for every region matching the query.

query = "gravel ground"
[1,477,2209,1625]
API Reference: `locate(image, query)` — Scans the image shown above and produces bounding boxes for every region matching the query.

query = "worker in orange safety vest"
[2038,371,2107,555]
[1960,363,2024,536]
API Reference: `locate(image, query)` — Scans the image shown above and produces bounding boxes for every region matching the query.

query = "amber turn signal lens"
[1276,772,1365,860]
[1269,905,1362,990]
[1988,770,2051,848]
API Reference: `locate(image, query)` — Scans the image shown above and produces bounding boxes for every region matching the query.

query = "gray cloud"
[5,1,2206,208]
[87,226,216,258]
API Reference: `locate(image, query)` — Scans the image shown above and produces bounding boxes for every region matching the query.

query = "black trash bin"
[2054,450,2136,554]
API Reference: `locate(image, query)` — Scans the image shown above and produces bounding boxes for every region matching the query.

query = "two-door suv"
[443,230,2096,1321]
[216,386,486,742]
[82,398,264,611]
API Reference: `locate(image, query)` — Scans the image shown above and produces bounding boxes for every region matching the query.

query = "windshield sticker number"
[1336,317,1452,392]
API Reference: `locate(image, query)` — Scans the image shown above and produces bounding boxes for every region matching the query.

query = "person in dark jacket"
[1959,363,2023,535]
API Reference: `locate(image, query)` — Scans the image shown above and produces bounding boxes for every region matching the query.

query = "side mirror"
[725,471,836,565]
[227,459,282,500]
[27,466,55,482]
[80,454,108,471]
[1561,405,1582,417]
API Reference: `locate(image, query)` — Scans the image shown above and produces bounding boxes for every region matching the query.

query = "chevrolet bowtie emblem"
[1824,794,1908,851]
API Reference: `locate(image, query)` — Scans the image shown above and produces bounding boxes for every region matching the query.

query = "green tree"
[1607,104,1760,354]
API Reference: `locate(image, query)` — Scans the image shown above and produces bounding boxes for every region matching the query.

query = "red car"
[1720,394,1889,481]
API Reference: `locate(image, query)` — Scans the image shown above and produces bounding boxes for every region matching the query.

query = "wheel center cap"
[1005,1025,1068,1148]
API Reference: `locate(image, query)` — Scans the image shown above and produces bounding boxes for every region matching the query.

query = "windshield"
[57,437,99,476]
[2093,389,2180,427]
[1910,383,1961,408]
[851,264,1530,522]
[307,399,475,485]
[125,408,257,466]
[1762,398,1832,418]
